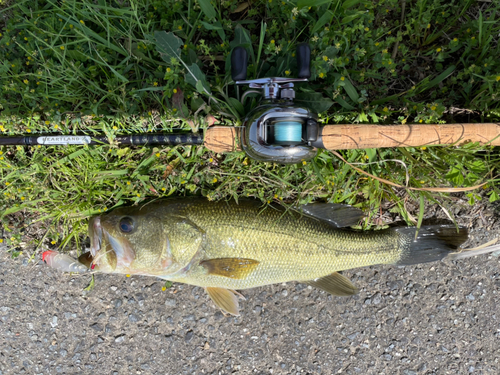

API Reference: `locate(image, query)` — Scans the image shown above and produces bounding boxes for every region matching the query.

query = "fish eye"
[119,217,135,233]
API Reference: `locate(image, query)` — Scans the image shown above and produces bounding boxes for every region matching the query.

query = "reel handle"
[296,43,311,79]
[231,47,248,81]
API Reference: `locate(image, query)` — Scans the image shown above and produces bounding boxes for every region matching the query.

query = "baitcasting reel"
[231,44,323,164]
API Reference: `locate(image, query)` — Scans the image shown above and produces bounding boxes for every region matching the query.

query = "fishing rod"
[1,44,499,163]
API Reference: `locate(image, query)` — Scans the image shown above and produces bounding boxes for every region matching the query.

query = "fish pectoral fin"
[299,203,364,228]
[200,258,259,279]
[206,287,240,316]
[304,272,358,296]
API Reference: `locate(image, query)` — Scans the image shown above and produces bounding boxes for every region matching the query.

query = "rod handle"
[296,43,311,79]
[231,47,248,81]
[319,123,500,150]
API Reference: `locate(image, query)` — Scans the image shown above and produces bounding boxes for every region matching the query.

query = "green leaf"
[198,0,216,20]
[298,0,334,7]
[489,190,499,203]
[311,10,333,34]
[185,63,211,94]
[154,31,183,64]
[446,166,464,186]
[342,0,361,9]
[334,96,356,110]
[342,79,359,103]
[365,148,376,162]
[228,97,245,117]
[201,21,222,30]
[295,92,334,113]
[341,11,364,24]
[66,50,88,62]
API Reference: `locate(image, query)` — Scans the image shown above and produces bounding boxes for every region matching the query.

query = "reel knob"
[296,43,311,79]
[231,46,248,81]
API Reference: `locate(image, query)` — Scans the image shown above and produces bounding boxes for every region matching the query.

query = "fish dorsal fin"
[200,258,259,279]
[206,287,240,316]
[305,272,359,296]
[299,203,364,228]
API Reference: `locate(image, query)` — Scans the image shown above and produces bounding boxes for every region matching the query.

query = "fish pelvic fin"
[200,258,259,279]
[206,287,240,316]
[304,272,359,296]
[395,225,468,265]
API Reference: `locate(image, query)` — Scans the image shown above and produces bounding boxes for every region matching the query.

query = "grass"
[0,0,499,253]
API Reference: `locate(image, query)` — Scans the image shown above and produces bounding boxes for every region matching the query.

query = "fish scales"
[156,199,404,289]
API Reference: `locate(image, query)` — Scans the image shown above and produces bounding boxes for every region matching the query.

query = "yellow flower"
[60,46,65,50]
[80,20,85,24]
[137,193,141,197]
[319,73,325,78]
[36,82,40,85]
[51,240,56,245]
[375,42,380,46]
[285,70,290,76]
[26,129,31,133]
[161,286,166,291]
[54,125,59,129]
[23,79,29,84]
[126,274,131,277]
[153,82,158,86]
[420,146,427,150]
[471,37,475,40]
[302,160,307,165]
[364,27,369,31]
[148,111,152,116]
[453,38,458,42]
[127,181,131,185]
[271,40,275,44]
[156,153,160,157]
[496,76,500,81]
[173,89,177,94]
[212,178,217,183]
[323,56,328,61]
[178,26,182,30]
[427,24,431,28]
[21,197,25,200]
[431,106,437,110]
[436,48,442,52]
[383,107,389,112]
[0,239,3,244]
[113,126,118,130]
[45,120,50,125]
[161,187,166,191]
[340,76,345,81]
[167,67,171,72]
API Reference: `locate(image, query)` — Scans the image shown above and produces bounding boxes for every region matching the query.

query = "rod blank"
[0,133,204,147]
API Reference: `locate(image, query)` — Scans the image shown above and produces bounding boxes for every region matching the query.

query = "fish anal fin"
[201,258,259,279]
[299,203,364,228]
[305,272,358,296]
[206,287,240,316]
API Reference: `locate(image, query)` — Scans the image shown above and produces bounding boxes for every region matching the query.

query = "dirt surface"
[0,201,499,375]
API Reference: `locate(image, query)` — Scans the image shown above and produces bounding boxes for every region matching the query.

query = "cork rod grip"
[320,123,500,150]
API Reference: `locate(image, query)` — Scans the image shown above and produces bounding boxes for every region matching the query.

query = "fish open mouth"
[88,215,135,271]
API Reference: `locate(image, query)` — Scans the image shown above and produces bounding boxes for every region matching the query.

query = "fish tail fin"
[394,225,468,265]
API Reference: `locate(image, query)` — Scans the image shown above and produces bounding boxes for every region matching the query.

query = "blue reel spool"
[273,121,303,145]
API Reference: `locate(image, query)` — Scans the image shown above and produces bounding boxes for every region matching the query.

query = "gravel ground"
[0,201,499,375]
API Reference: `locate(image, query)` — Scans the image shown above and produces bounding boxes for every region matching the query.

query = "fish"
[86,198,468,315]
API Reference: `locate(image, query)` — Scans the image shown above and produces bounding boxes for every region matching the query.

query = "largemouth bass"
[85,198,467,315]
